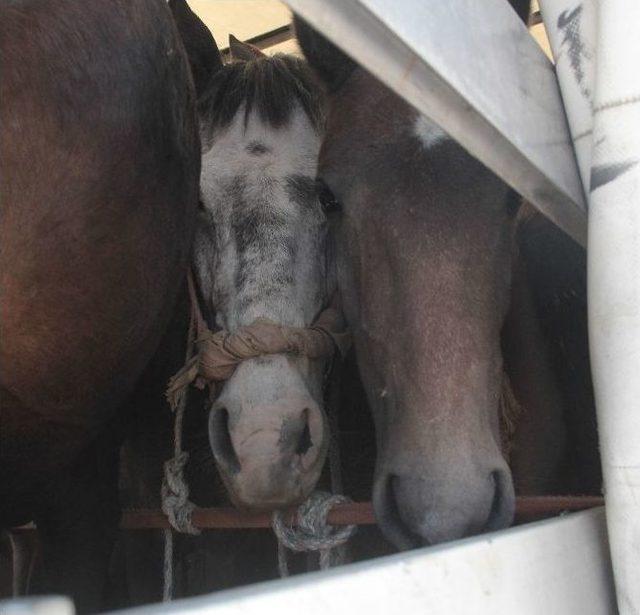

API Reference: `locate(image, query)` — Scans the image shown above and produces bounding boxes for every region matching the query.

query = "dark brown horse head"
[296,19,522,548]
[171,2,332,509]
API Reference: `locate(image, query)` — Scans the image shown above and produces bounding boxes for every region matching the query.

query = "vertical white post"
[588,2,640,612]
[539,0,596,189]
[542,1,640,612]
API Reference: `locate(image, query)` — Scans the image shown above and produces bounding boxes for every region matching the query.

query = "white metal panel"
[110,509,615,615]
[286,0,588,245]
[540,0,596,190]
[587,2,640,613]
[0,596,75,615]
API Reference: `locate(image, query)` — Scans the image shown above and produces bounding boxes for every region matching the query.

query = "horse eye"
[316,179,342,214]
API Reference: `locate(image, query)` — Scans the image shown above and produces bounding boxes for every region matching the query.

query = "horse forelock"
[198,53,324,140]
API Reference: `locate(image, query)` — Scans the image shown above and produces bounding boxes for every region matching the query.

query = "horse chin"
[219,457,325,512]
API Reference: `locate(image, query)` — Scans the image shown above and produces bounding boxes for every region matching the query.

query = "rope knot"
[272,491,357,576]
[161,452,200,536]
[165,306,350,412]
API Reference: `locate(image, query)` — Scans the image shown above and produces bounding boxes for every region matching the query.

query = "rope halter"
[161,273,353,598]
[166,302,351,411]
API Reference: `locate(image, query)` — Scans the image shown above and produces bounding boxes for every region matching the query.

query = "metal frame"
[5,2,639,613]
[540,2,640,612]
[584,3,640,613]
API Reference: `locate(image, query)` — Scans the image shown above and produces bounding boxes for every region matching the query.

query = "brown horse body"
[506,207,600,496]
[0,0,199,609]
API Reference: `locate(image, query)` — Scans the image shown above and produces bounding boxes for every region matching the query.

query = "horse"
[505,205,600,496]
[170,0,335,511]
[111,6,600,600]
[292,0,572,550]
[107,2,338,605]
[0,0,200,610]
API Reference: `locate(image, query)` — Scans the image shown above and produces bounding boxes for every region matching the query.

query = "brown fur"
[312,68,516,548]
[0,1,200,610]
[506,207,600,495]
[293,2,601,550]
[305,63,598,546]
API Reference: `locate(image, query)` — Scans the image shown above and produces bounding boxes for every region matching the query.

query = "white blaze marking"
[414,114,448,148]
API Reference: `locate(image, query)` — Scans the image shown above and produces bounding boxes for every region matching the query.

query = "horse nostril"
[372,474,424,550]
[485,469,515,531]
[295,408,313,456]
[209,407,240,474]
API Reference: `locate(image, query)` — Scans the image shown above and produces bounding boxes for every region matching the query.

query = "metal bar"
[286,0,588,245]
[586,2,640,613]
[245,25,292,49]
[108,508,616,615]
[7,497,603,532]
[6,497,602,534]
[220,24,292,54]
[121,502,371,530]
[539,0,596,190]
[118,496,602,530]
[542,1,640,611]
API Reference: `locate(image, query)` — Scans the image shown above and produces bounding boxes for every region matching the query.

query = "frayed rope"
[272,491,357,577]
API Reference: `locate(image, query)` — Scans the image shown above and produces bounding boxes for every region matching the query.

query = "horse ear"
[293,16,356,92]
[169,0,223,98]
[229,34,266,61]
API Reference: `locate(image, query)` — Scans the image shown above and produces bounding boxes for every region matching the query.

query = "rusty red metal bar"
[120,496,604,530]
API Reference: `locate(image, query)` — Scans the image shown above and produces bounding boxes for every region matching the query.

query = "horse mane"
[198,54,324,132]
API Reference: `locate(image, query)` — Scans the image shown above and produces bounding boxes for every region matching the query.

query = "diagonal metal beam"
[287,0,588,246]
